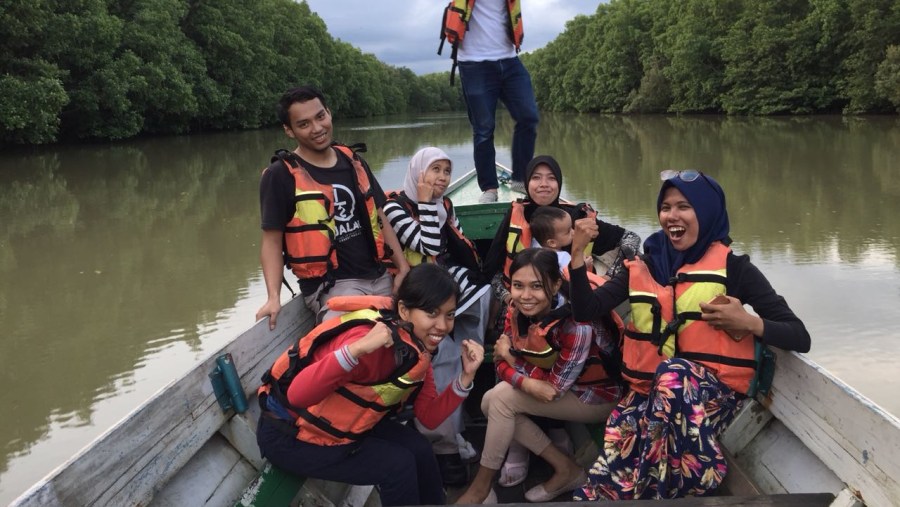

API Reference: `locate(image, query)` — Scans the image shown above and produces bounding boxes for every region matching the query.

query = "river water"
[1,112,898,503]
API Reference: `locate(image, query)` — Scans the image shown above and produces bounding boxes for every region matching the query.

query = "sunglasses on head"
[660,169,702,182]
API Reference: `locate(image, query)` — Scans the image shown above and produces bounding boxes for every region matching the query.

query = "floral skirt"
[574,358,743,500]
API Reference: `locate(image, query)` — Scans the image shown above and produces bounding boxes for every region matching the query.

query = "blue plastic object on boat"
[209,353,248,413]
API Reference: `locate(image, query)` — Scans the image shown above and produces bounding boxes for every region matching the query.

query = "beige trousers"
[479,381,614,469]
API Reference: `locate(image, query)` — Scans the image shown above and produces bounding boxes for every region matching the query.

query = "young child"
[530,206,593,272]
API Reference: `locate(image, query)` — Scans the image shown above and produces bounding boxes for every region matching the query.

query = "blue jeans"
[459,57,539,190]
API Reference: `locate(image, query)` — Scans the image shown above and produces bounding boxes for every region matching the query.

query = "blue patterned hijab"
[642,173,731,285]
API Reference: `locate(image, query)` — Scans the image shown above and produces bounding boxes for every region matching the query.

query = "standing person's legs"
[257,416,437,506]
[459,60,502,192]
[499,57,539,183]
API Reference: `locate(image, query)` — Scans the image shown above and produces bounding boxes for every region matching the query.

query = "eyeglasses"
[660,170,702,182]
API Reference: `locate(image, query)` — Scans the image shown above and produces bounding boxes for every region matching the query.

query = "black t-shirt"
[259,148,387,293]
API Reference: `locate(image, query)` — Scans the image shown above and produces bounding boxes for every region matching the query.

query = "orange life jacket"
[507,306,618,387]
[384,191,481,271]
[622,242,759,395]
[438,0,524,84]
[258,298,429,446]
[276,145,389,281]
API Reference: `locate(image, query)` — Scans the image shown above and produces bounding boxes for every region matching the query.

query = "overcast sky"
[304,1,604,75]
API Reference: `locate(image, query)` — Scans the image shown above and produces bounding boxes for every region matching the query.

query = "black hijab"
[523,155,564,221]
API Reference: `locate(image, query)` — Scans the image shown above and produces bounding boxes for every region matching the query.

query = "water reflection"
[0,112,898,503]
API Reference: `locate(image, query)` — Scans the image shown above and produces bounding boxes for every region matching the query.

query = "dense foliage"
[4,0,899,144]
[0,0,462,144]
[524,0,900,115]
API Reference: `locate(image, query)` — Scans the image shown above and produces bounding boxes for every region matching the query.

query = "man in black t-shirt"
[256,86,410,326]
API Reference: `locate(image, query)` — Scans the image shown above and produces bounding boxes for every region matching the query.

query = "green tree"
[42,0,153,140]
[875,45,900,111]
[185,0,287,128]
[839,0,900,112]
[658,0,739,113]
[114,0,215,134]
[721,0,814,114]
[0,65,68,145]
[0,1,69,144]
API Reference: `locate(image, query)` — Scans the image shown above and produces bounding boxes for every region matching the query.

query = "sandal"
[498,441,530,487]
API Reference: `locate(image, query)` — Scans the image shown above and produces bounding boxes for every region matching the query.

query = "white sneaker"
[509,180,526,194]
[478,189,499,203]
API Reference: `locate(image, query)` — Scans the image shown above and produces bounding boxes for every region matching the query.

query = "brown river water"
[1,112,898,503]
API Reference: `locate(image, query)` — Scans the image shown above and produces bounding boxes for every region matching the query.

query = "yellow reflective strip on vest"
[338,308,381,324]
[404,248,429,267]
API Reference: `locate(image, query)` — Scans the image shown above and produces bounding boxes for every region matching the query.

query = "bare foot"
[454,485,491,504]
[543,463,584,492]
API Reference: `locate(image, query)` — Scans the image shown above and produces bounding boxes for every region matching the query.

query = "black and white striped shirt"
[384,195,489,314]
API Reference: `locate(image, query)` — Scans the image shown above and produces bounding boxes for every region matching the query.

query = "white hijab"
[404,147,452,228]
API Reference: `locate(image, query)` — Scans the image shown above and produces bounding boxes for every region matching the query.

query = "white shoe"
[509,180,526,194]
[478,189,499,203]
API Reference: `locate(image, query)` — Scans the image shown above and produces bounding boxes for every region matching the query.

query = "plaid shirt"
[496,310,622,404]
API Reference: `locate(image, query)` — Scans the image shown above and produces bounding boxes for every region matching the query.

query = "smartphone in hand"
[707,294,729,306]
[704,294,747,341]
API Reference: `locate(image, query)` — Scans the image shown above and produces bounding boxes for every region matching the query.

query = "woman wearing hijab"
[481,154,642,300]
[479,154,641,487]
[568,170,811,500]
[383,147,492,486]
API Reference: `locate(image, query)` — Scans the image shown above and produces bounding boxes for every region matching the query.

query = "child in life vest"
[456,248,620,504]
[256,263,484,506]
[529,205,593,272]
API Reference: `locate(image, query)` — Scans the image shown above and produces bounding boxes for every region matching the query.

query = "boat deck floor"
[442,368,835,507]
[438,493,835,506]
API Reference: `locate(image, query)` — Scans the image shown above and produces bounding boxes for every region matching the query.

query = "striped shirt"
[384,195,489,314]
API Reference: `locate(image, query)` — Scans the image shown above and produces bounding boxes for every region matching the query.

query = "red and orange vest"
[438,0,524,84]
[276,145,388,281]
[507,306,618,387]
[258,297,429,446]
[622,242,759,395]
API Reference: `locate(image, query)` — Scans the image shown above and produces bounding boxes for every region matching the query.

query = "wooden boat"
[11,165,900,507]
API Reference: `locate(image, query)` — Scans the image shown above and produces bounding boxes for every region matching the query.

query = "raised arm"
[570,216,629,321]
[383,198,443,256]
